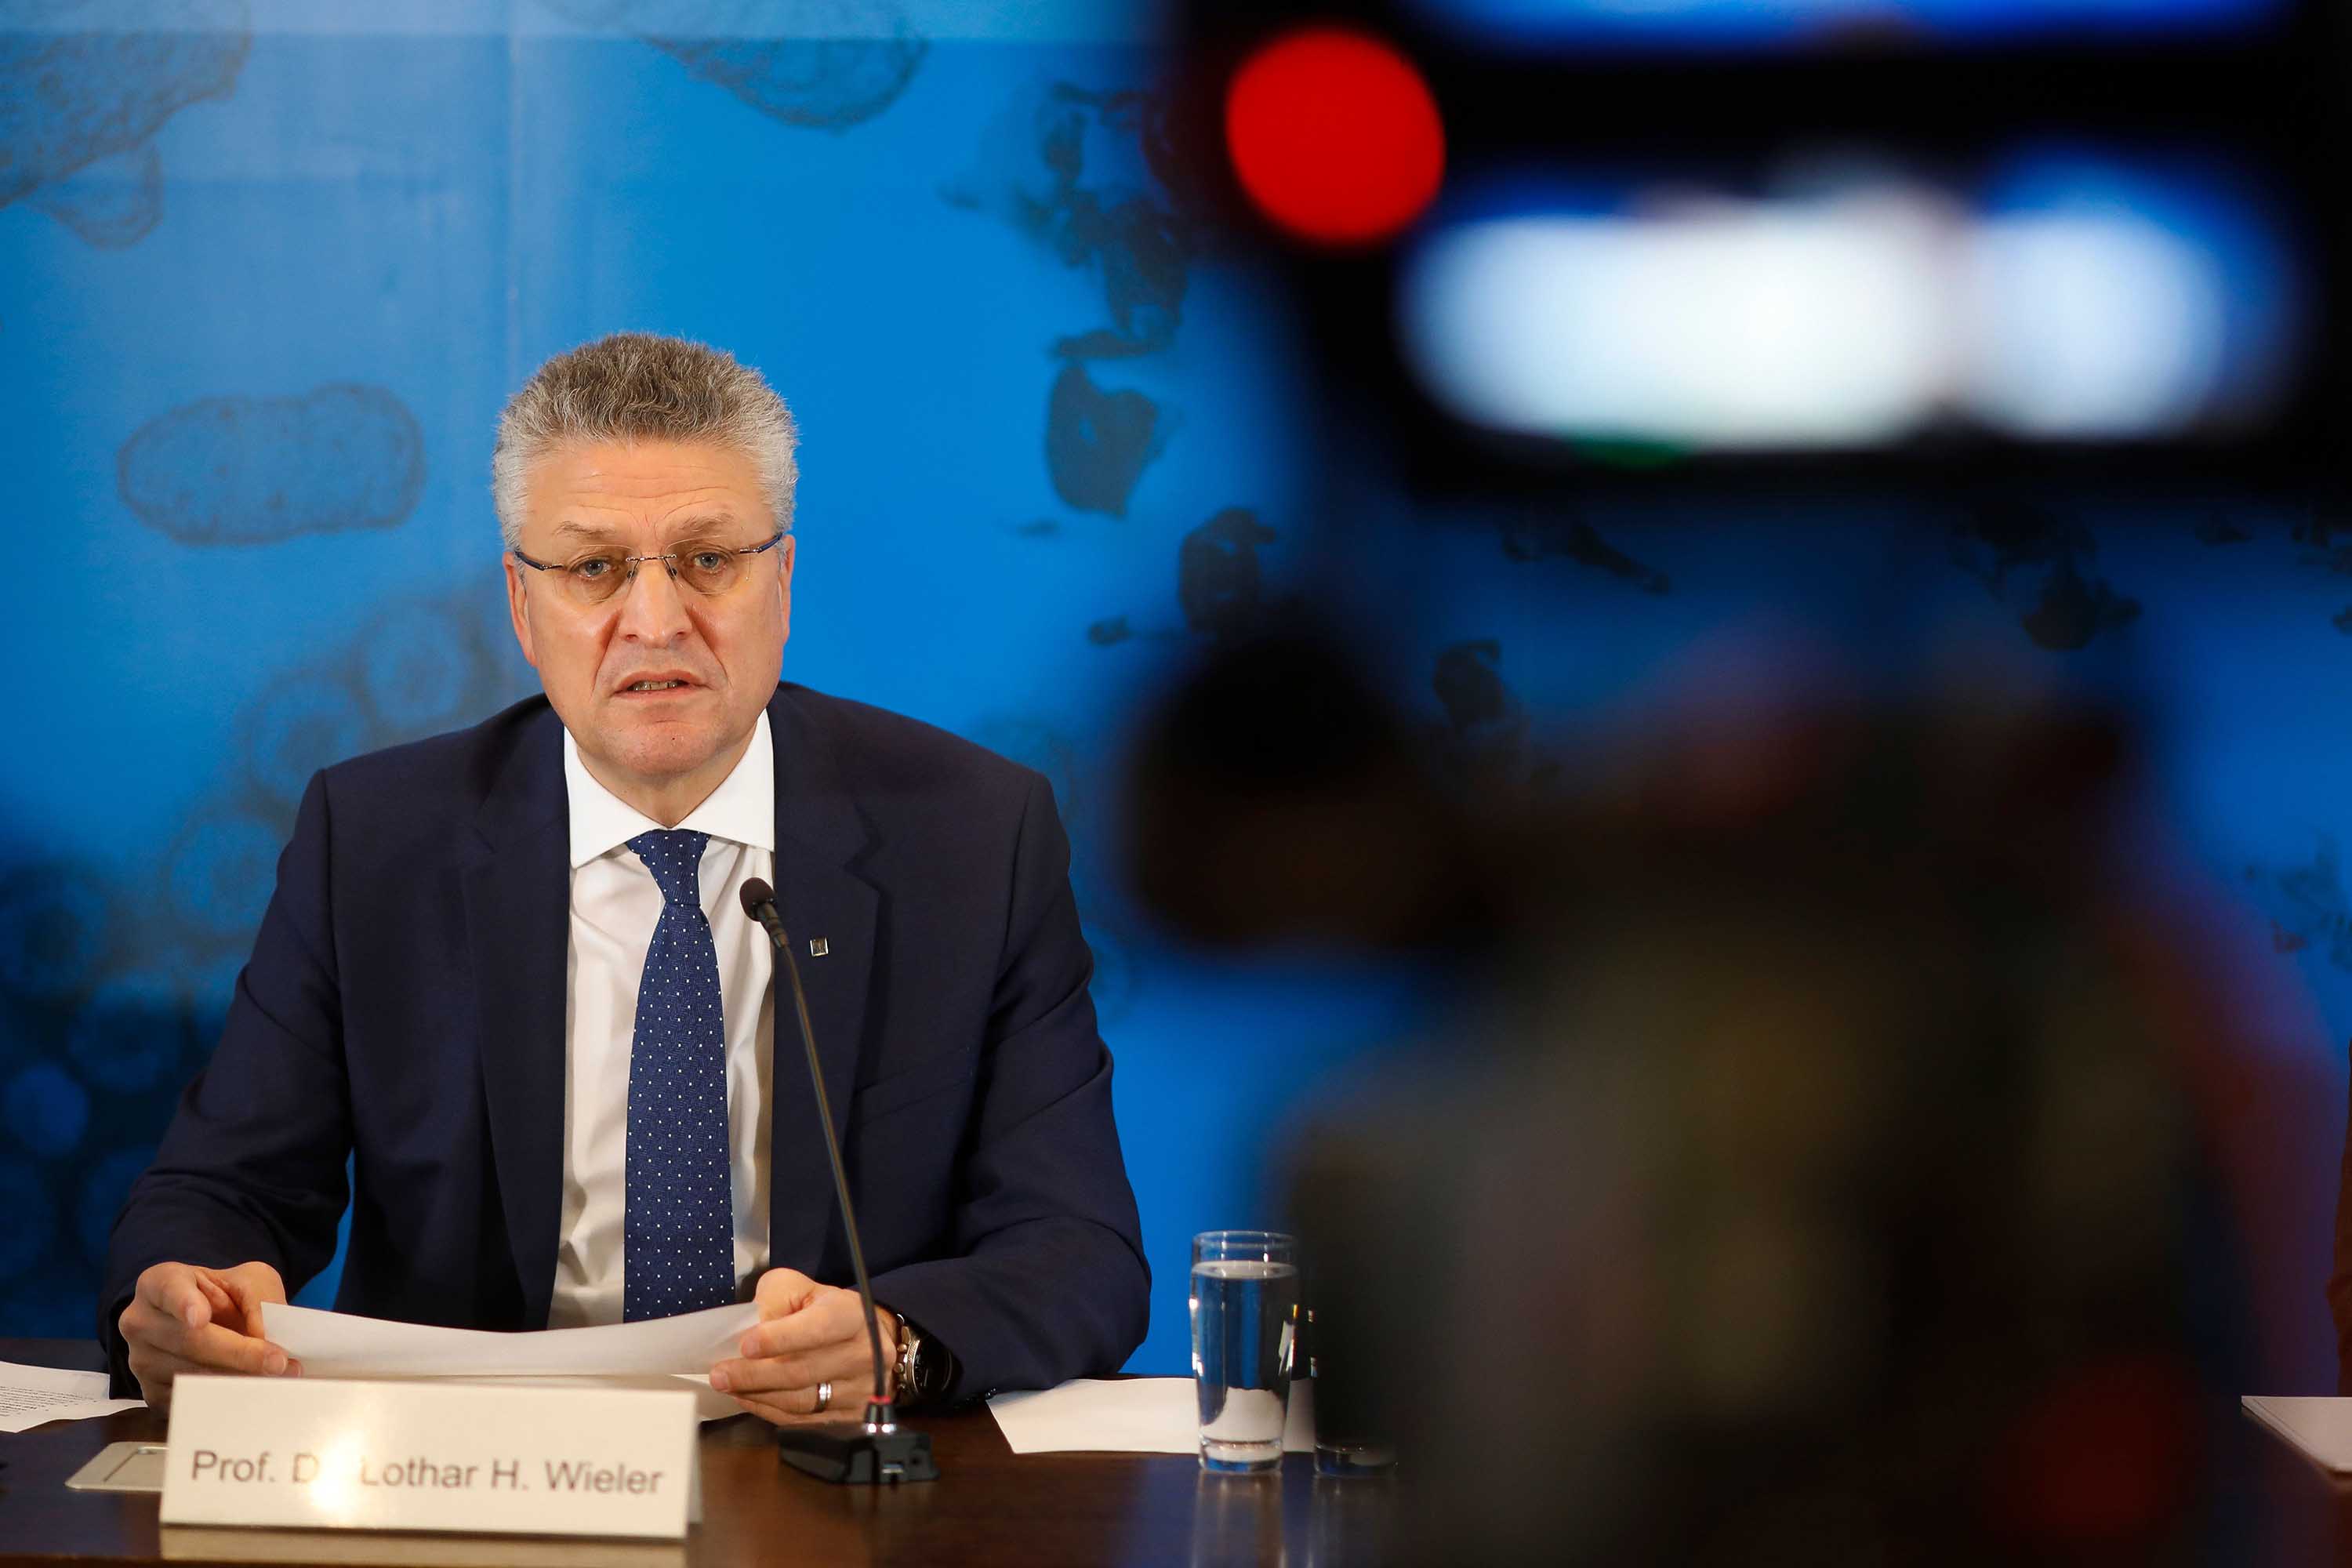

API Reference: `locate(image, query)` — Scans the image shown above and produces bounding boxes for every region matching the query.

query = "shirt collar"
[563,710,775,869]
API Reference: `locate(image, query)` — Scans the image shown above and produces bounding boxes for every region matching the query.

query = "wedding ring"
[813,1380,833,1414]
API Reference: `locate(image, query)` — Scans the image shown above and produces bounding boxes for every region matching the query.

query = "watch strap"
[891,1310,924,1406]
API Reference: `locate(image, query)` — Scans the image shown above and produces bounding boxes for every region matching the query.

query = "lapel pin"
[808,938,829,957]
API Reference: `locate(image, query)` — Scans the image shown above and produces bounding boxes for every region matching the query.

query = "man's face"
[504,438,793,804]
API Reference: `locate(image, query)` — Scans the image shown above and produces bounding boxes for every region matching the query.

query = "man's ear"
[503,554,539,670]
[775,534,795,647]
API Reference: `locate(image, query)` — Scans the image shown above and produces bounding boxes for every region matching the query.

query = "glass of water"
[1190,1229,1299,1473]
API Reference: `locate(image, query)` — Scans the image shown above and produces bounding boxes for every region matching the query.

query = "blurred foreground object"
[1401,152,2300,452]
[1123,632,1483,950]
[1225,25,1444,247]
[1330,701,2290,1561]
[1171,0,2348,495]
[1128,631,2325,1562]
[1403,0,2287,53]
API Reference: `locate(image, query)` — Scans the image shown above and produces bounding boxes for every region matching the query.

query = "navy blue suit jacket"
[101,684,1149,1398]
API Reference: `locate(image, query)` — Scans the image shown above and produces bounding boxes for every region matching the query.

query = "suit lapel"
[764,686,879,1276]
[463,706,570,1330]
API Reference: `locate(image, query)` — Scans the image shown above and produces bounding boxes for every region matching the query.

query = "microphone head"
[739,877,775,916]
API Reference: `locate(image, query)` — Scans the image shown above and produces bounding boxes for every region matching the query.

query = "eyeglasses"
[510,528,786,608]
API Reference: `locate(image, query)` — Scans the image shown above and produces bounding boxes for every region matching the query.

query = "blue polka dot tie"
[622,829,735,1322]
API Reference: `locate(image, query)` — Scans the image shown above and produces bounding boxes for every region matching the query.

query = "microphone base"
[775,1424,939,1486]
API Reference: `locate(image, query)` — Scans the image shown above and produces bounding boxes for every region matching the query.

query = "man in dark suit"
[101,333,1149,1417]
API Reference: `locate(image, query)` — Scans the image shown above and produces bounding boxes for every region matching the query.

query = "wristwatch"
[891,1310,953,1407]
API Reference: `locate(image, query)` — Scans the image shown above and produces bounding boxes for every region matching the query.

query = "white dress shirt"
[549,713,775,1328]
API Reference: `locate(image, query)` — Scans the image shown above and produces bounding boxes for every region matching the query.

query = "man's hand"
[118,1261,297,1409]
[708,1267,896,1425]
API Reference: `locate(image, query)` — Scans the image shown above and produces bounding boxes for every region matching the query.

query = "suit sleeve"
[2331,1040,2352,1393]
[869,773,1151,1400]
[96,771,353,1392]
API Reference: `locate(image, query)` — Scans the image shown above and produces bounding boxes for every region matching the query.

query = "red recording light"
[1224,27,1445,249]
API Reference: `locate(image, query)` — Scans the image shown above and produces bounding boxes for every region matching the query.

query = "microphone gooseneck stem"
[750,895,892,1420]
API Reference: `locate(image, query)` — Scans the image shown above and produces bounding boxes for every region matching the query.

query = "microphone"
[738,877,938,1485]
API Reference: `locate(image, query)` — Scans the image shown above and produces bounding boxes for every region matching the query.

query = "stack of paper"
[261,1303,758,1378]
[260,1303,762,1421]
[2243,1396,2352,1473]
[0,1361,143,1432]
[989,1377,1315,1455]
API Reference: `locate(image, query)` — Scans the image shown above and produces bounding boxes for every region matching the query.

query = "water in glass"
[1191,1257,1299,1472]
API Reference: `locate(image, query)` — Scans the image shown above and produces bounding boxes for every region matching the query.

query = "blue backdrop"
[3,0,2348,1388]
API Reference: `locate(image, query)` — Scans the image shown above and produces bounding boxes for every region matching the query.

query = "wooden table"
[0,1340,1392,1567]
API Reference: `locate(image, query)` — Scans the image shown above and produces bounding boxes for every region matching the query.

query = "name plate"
[160,1377,699,1540]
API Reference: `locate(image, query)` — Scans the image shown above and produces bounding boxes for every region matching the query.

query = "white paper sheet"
[2243,1396,2352,1473]
[0,1359,144,1433]
[260,1302,760,1380]
[988,1377,1315,1456]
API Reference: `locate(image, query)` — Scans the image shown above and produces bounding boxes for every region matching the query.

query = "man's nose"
[615,557,693,642]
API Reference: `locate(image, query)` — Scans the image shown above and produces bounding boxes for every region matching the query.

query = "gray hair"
[491,332,798,547]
